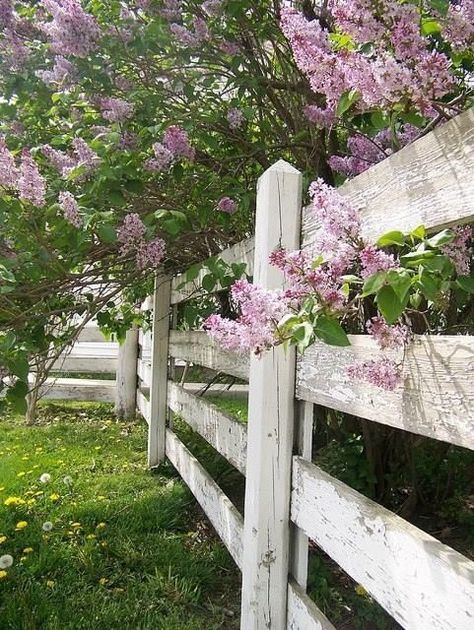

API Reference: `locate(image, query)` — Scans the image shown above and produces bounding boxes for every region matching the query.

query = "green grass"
[204,395,248,423]
[0,402,240,630]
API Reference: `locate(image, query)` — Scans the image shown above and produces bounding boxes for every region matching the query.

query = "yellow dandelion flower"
[23,548,33,554]
[15,521,28,530]
[0,536,7,544]
[96,522,106,530]
[46,580,55,588]
[49,493,60,502]
[0,570,7,579]
[4,496,26,506]
[355,585,368,597]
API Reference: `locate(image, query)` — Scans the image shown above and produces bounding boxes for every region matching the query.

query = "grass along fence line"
[0,401,240,630]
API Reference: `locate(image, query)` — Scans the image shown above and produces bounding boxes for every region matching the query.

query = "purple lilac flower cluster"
[40,0,101,58]
[442,226,472,276]
[0,140,46,207]
[329,125,419,177]
[217,197,237,214]
[99,98,134,123]
[280,3,457,121]
[145,125,194,172]
[227,108,244,130]
[117,213,166,269]
[204,278,290,355]
[58,190,81,227]
[42,138,100,179]
[36,55,76,87]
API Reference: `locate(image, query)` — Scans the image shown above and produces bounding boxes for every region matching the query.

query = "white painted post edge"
[147,275,171,468]
[115,325,139,420]
[240,160,302,630]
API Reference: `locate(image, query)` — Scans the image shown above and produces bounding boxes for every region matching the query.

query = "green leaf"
[10,353,29,382]
[336,89,359,117]
[97,223,117,243]
[426,229,455,248]
[6,380,28,415]
[292,321,314,353]
[376,230,406,247]
[201,274,216,292]
[376,285,404,324]
[314,316,350,347]
[421,18,441,36]
[386,269,412,302]
[456,276,474,294]
[418,270,441,301]
[429,0,449,16]
[185,264,201,283]
[410,225,426,240]
[362,271,387,297]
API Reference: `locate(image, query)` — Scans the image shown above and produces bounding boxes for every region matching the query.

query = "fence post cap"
[266,158,300,174]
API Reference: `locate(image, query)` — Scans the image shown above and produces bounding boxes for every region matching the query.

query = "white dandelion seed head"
[63,476,73,486]
[39,473,51,484]
[0,554,13,569]
[42,521,53,532]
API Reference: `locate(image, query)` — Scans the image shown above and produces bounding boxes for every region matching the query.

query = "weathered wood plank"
[171,236,255,304]
[241,160,302,630]
[290,401,314,589]
[77,325,107,343]
[287,579,335,630]
[292,457,474,630]
[169,330,249,380]
[53,356,117,374]
[137,357,151,388]
[115,326,138,420]
[148,276,171,467]
[165,428,243,568]
[37,378,115,403]
[137,389,150,424]
[167,381,247,474]
[297,334,474,450]
[303,107,474,246]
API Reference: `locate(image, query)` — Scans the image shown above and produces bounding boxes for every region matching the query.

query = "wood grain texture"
[165,428,244,569]
[37,378,115,403]
[54,341,118,374]
[287,579,335,630]
[292,457,474,630]
[168,330,249,380]
[241,160,302,630]
[115,326,138,420]
[167,381,247,475]
[137,389,150,424]
[290,401,314,589]
[297,334,474,449]
[171,236,255,304]
[148,276,171,467]
[303,108,474,246]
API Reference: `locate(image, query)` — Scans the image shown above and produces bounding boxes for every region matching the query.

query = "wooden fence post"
[115,325,139,420]
[148,275,171,467]
[241,159,302,629]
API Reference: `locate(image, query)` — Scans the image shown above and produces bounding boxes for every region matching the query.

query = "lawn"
[0,402,240,630]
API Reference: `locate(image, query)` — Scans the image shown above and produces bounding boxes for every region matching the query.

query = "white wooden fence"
[137,107,474,629]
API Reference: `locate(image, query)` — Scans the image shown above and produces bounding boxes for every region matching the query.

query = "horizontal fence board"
[297,334,474,450]
[165,428,243,568]
[169,331,249,380]
[77,326,107,343]
[287,579,335,630]
[303,108,474,246]
[171,236,255,304]
[137,357,151,388]
[137,389,150,424]
[37,378,115,403]
[167,381,247,474]
[53,356,117,373]
[292,457,474,630]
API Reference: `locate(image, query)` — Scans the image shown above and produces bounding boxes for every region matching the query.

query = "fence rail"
[140,107,474,630]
